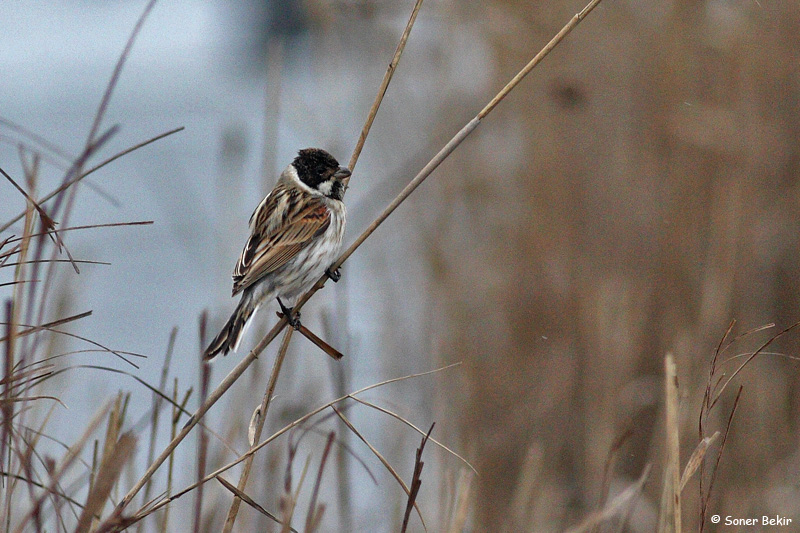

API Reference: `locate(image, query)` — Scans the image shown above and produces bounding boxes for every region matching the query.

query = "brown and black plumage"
[204,148,350,361]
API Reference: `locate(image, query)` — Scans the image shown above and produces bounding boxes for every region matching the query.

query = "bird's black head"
[292,148,351,200]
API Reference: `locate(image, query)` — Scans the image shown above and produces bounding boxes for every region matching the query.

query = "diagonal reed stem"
[223,1,425,528]
[222,327,294,531]
[348,0,424,172]
[115,0,605,516]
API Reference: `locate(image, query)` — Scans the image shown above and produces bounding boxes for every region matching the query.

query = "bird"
[204,148,351,361]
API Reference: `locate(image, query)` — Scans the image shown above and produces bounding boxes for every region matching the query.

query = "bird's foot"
[326,266,341,283]
[277,297,302,330]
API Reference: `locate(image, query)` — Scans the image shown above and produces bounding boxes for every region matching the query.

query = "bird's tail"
[204,293,259,361]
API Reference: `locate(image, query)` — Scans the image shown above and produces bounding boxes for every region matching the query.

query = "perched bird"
[204,148,351,361]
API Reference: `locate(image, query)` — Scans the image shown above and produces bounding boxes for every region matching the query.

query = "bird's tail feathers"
[204,295,259,361]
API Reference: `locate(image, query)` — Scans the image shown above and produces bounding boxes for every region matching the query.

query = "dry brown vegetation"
[2,0,800,531]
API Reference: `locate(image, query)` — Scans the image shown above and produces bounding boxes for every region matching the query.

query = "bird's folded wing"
[232,188,330,295]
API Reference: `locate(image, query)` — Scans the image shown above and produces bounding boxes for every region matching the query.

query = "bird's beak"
[334,166,351,187]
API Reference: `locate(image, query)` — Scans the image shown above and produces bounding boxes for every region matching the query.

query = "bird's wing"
[232,185,330,295]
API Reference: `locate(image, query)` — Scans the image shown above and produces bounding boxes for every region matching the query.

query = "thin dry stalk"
[127,364,460,525]
[275,316,342,360]
[658,354,681,533]
[592,426,634,533]
[401,424,434,533]
[74,433,136,533]
[565,465,651,533]
[160,377,180,533]
[3,300,19,532]
[348,0,424,171]
[695,321,794,531]
[280,455,311,533]
[13,400,113,533]
[223,327,294,531]
[192,313,210,532]
[141,327,178,508]
[0,166,76,273]
[0,310,92,344]
[324,315,352,532]
[332,406,427,531]
[709,321,800,409]
[215,475,291,531]
[0,128,182,235]
[304,431,335,533]
[349,396,476,474]
[3,221,154,247]
[446,470,473,533]
[699,386,742,532]
[86,0,158,146]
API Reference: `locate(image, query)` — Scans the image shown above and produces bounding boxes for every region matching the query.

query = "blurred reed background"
[1,0,799,531]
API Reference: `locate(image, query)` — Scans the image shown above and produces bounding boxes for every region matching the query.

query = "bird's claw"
[326,267,341,283]
[277,298,302,330]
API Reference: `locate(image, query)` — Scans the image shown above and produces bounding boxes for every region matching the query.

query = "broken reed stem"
[659,354,681,533]
[116,0,605,515]
[222,327,294,532]
[127,365,459,525]
[348,0,424,171]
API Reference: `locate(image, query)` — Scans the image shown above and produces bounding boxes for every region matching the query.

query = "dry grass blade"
[23,365,188,419]
[0,280,37,288]
[1,259,110,268]
[45,123,118,221]
[349,397,476,474]
[658,354,681,533]
[2,158,71,271]
[332,406,427,532]
[710,320,800,409]
[13,400,113,533]
[215,476,294,531]
[86,0,158,145]
[0,364,53,389]
[593,426,634,533]
[74,433,136,533]
[565,465,651,533]
[3,221,153,245]
[401,423,434,533]
[142,327,178,508]
[446,470,473,533]
[0,472,85,509]
[127,364,461,526]
[0,395,65,407]
[280,455,311,533]
[0,128,182,234]
[680,432,720,492]
[700,386,742,531]
[304,432,335,533]
[161,378,180,533]
[0,310,92,344]
[0,116,73,162]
